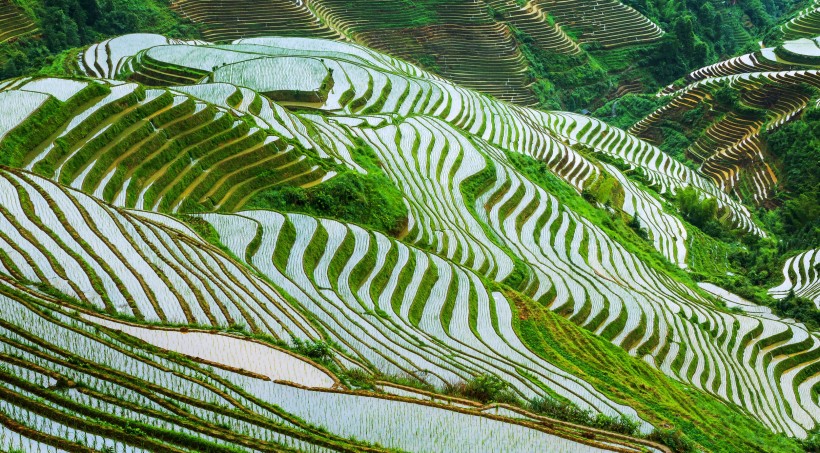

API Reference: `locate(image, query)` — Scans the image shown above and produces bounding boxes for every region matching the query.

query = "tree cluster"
[1,0,199,79]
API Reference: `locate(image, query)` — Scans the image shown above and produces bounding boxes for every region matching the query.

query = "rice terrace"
[0,0,818,452]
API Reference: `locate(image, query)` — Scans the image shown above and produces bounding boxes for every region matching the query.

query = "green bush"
[647,428,696,453]
[292,338,333,362]
[801,428,820,452]
[628,214,650,240]
[446,374,518,404]
[676,187,715,225]
[529,395,592,424]
[592,94,664,130]
[0,0,199,79]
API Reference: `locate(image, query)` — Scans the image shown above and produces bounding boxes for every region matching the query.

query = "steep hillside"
[630,38,820,206]
[0,32,816,452]
[0,164,694,453]
[167,0,659,104]
[1,0,803,113]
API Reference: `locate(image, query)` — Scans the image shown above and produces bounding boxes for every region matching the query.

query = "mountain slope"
[631,37,820,207]
[166,0,663,105]
[0,32,815,452]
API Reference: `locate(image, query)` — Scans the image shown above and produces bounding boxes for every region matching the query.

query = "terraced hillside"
[771,248,820,308]
[0,0,36,44]
[0,166,677,452]
[631,38,820,206]
[170,0,339,42]
[0,32,817,452]
[534,0,664,48]
[166,0,663,105]
[782,1,820,40]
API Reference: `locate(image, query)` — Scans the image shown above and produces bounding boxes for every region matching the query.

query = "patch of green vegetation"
[592,94,665,130]
[675,186,724,238]
[512,0,795,113]
[763,107,820,252]
[625,0,797,77]
[800,427,820,452]
[678,106,820,330]
[246,139,408,237]
[291,337,333,362]
[514,28,611,112]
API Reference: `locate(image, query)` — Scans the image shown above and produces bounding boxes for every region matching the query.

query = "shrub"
[446,375,518,404]
[801,428,819,452]
[292,338,333,362]
[529,396,591,425]
[675,186,721,232]
[629,215,649,240]
[590,413,640,436]
[647,428,696,453]
[529,396,640,435]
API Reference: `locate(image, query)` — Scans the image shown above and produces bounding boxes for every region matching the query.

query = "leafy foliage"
[773,291,820,330]
[513,289,802,453]
[762,107,820,252]
[592,94,665,130]
[675,187,722,236]
[801,427,820,453]
[291,338,333,362]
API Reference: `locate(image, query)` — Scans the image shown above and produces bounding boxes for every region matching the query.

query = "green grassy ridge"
[0,78,109,166]
[0,77,339,215]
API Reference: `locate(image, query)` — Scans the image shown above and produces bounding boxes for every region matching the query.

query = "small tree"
[629,214,649,240]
